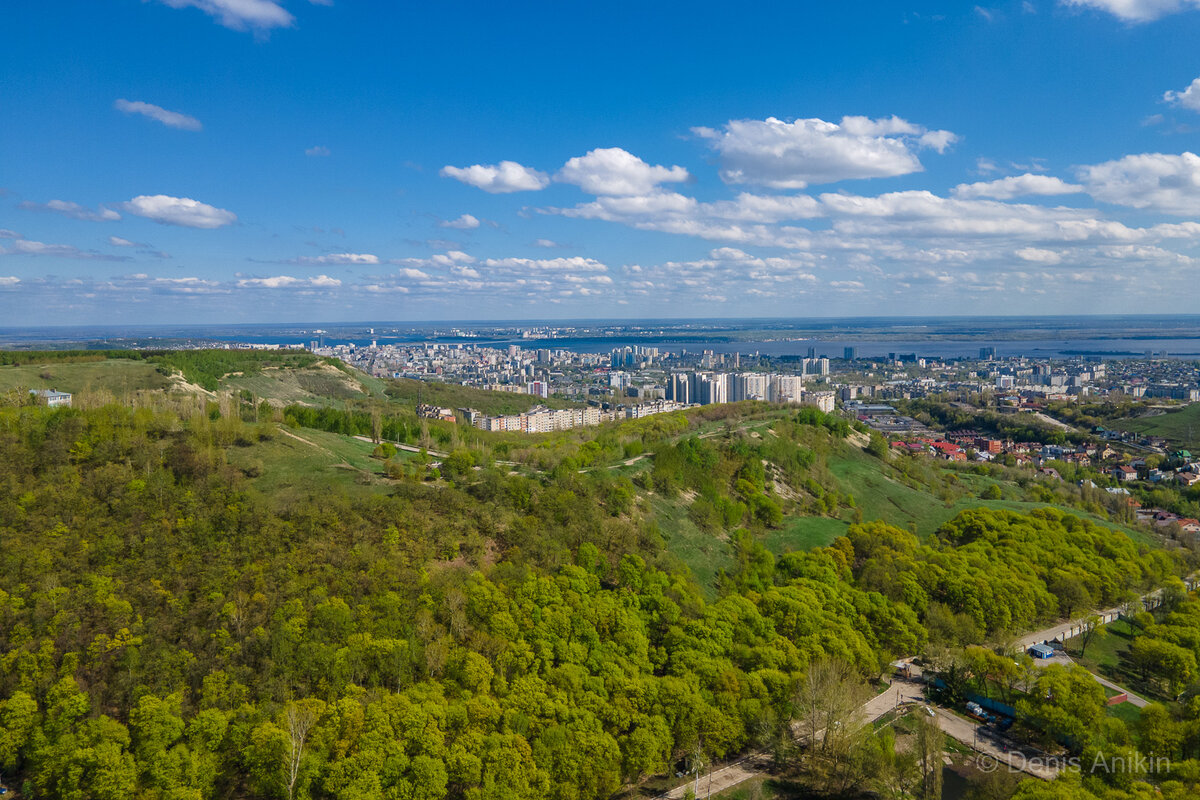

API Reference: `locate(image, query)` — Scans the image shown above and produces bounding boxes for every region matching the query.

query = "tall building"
[803,357,830,377]
[772,375,804,404]
[666,372,691,404]
[980,346,996,359]
[694,372,727,405]
[844,346,857,361]
[806,345,816,359]
[732,372,768,402]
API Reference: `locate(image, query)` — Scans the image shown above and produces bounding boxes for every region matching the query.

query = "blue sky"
[2,0,1200,324]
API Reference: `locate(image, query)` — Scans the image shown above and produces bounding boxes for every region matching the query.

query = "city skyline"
[4,1,1200,323]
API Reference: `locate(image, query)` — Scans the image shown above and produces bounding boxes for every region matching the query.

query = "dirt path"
[351,435,449,459]
[1027,411,1076,432]
[279,427,340,459]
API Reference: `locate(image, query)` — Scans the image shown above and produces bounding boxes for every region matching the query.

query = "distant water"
[2,316,1200,360]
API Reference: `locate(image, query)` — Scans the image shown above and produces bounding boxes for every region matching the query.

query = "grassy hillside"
[604,406,1159,595]
[225,424,399,503]
[0,357,173,395]
[223,363,378,407]
[1113,402,1200,451]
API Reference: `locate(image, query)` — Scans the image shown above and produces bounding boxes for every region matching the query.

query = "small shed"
[1029,643,1055,659]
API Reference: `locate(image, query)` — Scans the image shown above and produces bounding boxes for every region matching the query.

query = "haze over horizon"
[4,0,1200,324]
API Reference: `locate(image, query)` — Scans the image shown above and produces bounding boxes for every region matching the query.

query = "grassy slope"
[831,446,1152,544]
[648,496,728,597]
[653,432,1158,598]
[225,424,393,504]
[0,358,173,395]
[1113,403,1200,452]
[223,363,376,408]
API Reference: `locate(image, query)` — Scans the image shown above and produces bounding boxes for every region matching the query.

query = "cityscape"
[8,1,1200,800]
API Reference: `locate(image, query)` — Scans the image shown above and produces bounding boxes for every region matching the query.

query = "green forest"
[1,356,1200,800]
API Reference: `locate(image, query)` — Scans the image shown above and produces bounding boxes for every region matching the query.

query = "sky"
[2,0,1200,325]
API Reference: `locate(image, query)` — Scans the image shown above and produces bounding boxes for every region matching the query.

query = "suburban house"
[1111,465,1137,482]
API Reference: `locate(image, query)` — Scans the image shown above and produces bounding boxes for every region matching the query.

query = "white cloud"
[153,0,294,31]
[952,174,1084,200]
[1,237,129,261]
[440,161,550,193]
[114,99,202,131]
[237,275,299,288]
[533,238,558,248]
[0,277,19,286]
[1078,152,1200,214]
[109,236,138,247]
[123,195,237,228]
[1164,77,1200,111]
[305,145,331,157]
[1062,0,1200,22]
[236,275,340,288]
[397,268,431,279]
[440,214,481,229]
[482,256,608,272]
[1015,247,1064,264]
[297,252,379,265]
[547,190,822,248]
[20,199,121,222]
[556,147,689,196]
[694,115,957,189]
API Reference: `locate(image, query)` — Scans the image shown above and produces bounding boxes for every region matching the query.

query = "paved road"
[657,679,1052,798]
[1091,671,1149,708]
[930,701,1058,780]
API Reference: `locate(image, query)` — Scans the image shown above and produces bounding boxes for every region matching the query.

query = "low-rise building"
[30,389,72,407]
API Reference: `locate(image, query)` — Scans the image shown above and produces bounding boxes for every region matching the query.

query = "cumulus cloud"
[440,214,481,230]
[952,174,1084,200]
[396,268,431,279]
[693,115,957,189]
[1015,247,1064,264]
[556,147,689,196]
[1078,152,1200,214]
[237,275,340,288]
[440,161,550,193]
[114,99,202,131]
[481,256,608,272]
[547,191,822,248]
[153,0,295,31]
[123,195,237,228]
[20,199,121,222]
[0,277,19,286]
[1062,0,1200,22]
[305,145,331,157]
[1164,77,1200,111]
[296,252,380,265]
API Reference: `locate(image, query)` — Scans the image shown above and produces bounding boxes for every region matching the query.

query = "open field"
[225,424,393,503]
[1113,403,1200,452]
[830,447,1153,544]
[223,363,376,407]
[0,358,173,396]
